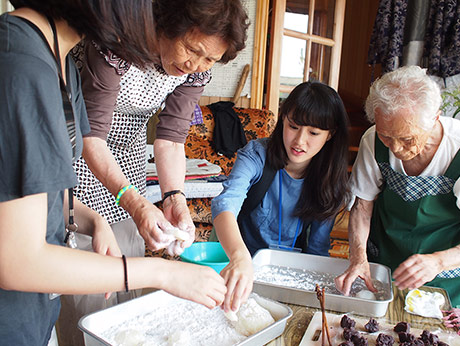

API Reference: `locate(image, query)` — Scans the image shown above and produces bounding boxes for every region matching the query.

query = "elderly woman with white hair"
[335,65,460,307]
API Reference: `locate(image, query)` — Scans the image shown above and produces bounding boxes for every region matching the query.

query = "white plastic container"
[78,290,292,346]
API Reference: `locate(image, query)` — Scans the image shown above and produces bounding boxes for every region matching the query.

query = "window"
[266,0,346,115]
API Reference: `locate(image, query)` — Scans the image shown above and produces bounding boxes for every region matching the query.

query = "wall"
[198,95,251,108]
[199,0,257,109]
[338,0,380,114]
[1,0,13,13]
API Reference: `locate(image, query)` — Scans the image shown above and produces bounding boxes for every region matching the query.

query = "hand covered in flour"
[161,260,226,309]
[393,253,441,290]
[335,257,376,296]
[161,192,195,255]
[220,250,253,314]
[131,196,180,251]
[162,223,191,256]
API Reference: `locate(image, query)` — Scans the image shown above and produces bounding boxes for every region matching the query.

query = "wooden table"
[267,286,454,346]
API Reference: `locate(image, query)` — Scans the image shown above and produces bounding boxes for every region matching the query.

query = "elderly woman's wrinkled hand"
[131,197,176,251]
[335,259,376,296]
[393,253,441,290]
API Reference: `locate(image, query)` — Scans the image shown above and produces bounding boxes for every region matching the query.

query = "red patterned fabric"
[188,198,213,224]
[185,106,275,238]
[185,106,276,175]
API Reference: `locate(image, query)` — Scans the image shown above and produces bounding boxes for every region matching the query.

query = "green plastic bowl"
[180,242,229,274]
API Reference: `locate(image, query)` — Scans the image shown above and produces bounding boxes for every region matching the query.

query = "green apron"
[370,135,460,307]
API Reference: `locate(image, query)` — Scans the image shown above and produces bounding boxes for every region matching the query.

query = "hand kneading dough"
[233,298,275,336]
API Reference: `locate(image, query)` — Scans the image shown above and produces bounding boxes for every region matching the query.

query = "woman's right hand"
[161,261,227,309]
[220,253,253,313]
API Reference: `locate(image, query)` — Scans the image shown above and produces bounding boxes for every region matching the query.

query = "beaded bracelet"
[115,184,138,206]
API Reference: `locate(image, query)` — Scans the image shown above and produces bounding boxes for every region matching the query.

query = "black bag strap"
[16,15,78,246]
[16,15,76,162]
[239,159,277,216]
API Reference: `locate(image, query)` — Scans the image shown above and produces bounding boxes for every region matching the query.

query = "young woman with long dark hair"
[211,81,351,314]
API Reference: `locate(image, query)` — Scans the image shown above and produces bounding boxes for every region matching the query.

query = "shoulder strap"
[16,15,77,162]
[239,159,277,216]
[374,132,389,163]
[444,148,460,180]
[15,16,78,246]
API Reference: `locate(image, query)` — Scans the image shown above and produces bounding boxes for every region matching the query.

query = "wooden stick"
[321,287,333,346]
[232,64,250,105]
[315,285,333,346]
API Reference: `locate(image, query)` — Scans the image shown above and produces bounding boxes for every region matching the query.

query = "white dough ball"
[233,298,275,336]
[355,289,376,300]
[113,329,144,346]
[163,224,190,242]
[170,228,190,242]
[167,330,191,346]
[224,309,239,322]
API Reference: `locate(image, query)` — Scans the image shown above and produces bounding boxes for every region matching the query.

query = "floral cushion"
[187,198,212,224]
[185,106,276,175]
[184,106,275,224]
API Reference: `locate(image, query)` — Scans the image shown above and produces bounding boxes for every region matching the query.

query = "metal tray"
[252,249,393,317]
[78,290,292,346]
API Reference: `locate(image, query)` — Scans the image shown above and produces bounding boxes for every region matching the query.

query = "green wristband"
[115,184,138,206]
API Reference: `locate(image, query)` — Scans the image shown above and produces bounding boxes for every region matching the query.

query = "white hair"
[364,66,441,130]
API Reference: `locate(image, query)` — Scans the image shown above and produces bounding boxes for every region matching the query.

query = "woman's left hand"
[393,253,441,290]
[91,216,122,257]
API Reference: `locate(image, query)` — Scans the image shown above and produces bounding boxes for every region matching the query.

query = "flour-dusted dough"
[224,309,239,322]
[167,330,191,346]
[355,289,376,300]
[113,329,145,346]
[233,297,275,336]
[163,224,190,242]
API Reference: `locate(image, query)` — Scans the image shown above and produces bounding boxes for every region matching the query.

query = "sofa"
[145,105,276,259]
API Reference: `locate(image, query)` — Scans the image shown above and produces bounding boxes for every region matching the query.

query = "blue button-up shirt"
[211,139,334,256]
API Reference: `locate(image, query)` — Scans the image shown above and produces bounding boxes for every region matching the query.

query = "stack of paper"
[147,158,222,181]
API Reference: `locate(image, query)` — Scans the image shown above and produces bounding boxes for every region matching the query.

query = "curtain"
[368,0,460,78]
[423,0,460,78]
[367,0,409,73]
[402,0,429,66]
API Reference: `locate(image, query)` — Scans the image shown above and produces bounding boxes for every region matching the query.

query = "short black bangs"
[284,101,338,131]
[279,82,346,131]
